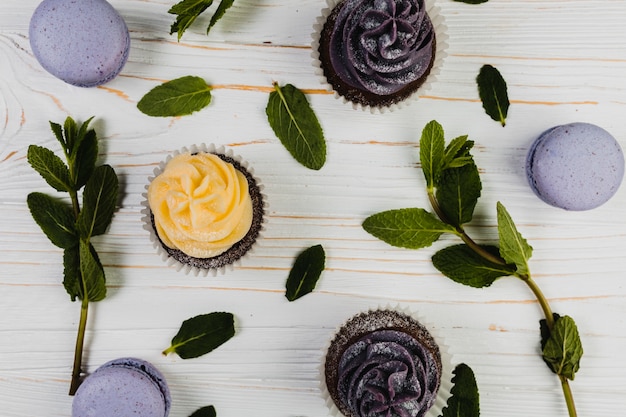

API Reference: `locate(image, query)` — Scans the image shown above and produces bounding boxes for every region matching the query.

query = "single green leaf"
[432,244,515,288]
[208,0,235,33]
[77,165,119,239]
[27,192,78,249]
[74,127,98,189]
[542,315,583,380]
[476,64,509,126]
[163,312,235,359]
[454,0,488,4]
[540,313,562,351]
[266,82,326,170]
[363,208,456,250]
[137,76,213,117]
[440,363,480,417]
[169,0,213,41]
[63,116,78,152]
[285,244,325,301]
[49,121,66,152]
[189,405,217,417]
[79,239,107,302]
[27,145,73,192]
[63,246,81,301]
[436,163,482,227]
[496,202,532,276]
[419,120,445,189]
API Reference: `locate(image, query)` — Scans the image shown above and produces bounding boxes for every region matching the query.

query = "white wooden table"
[1,1,625,416]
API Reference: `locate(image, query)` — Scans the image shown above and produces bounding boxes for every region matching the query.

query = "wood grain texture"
[1,0,626,416]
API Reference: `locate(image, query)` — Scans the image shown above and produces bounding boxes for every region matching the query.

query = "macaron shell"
[526,122,624,210]
[29,0,130,87]
[72,358,171,417]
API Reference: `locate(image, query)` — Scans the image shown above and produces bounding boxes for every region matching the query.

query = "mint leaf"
[63,247,81,301]
[266,82,326,170]
[443,136,475,171]
[432,244,514,288]
[79,239,107,302]
[496,202,532,276]
[137,76,212,117]
[77,165,119,239]
[285,245,325,301]
[27,192,78,249]
[477,64,509,126]
[208,0,234,33]
[436,163,482,227]
[73,120,98,189]
[542,316,583,380]
[63,117,77,152]
[440,363,480,417]
[163,312,235,359]
[419,120,445,189]
[363,208,456,249]
[189,406,217,417]
[27,145,72,192]
[454,0,488,4]
[169,0,213,41]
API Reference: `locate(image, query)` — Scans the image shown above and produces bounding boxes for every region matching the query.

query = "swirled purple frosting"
[337,330,440,417]
[328,0,434,96]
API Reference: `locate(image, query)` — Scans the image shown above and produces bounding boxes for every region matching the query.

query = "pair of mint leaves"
[169,0,235,41]
[137,77,326,171]
[363,120,583,416]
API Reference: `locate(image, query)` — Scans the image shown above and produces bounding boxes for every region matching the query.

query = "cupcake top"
[148,152,253,258]
[317,0,437,108]
[325,309,442,417]
[145,145,265,273]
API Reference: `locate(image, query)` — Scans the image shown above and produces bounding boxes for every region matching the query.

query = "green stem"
[521,275,555,329]
[427,190,577,417]
[560,376,578,417]
[69,297,89,395]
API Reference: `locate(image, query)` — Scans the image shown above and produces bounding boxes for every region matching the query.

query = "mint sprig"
[169,0,236,41]
[363,120,581,417]
[26,117,119,395]
[189,405,217,417]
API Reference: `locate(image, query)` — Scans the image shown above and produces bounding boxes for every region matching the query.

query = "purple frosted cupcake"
[323,308,450,417]
[313,0,447,112]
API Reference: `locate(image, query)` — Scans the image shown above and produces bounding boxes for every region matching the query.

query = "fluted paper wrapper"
[141,143,267,277]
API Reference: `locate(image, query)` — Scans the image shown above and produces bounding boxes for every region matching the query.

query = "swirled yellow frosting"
[148,152,253,258]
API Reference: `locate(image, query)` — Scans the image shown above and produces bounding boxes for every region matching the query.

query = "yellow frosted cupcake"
[143,144,265,275]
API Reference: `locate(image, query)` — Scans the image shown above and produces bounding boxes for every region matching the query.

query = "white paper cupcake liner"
[311,0,448,114]
[320,303,453,417]
[141,143,267,277]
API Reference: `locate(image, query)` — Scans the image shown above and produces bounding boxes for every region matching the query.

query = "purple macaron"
[526,122,624,210]
[29,0,130,87]
[72,358,171,417]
